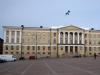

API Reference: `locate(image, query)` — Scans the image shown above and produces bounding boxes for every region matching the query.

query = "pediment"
[59,25,84,31]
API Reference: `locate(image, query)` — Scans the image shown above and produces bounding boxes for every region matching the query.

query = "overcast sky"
[0,0,100,38]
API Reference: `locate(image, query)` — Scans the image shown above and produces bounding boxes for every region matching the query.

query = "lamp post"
[35,32,37,59]
[57,28,59,58]
[50,28,52,57]
[21,25,24,58]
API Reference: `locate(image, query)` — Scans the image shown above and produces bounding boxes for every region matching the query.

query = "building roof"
[3,25,100,32]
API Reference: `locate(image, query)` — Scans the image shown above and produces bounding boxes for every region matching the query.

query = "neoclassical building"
[3,25,100,58]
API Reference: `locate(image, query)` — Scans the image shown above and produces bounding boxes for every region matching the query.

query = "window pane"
[11,46,14,50]
[16,46,19,50]
[32,46,35,50]
[43,46,45,50]
[38,46,40,50]
[54,33,56,37]
[27,46,30,50]
[5,45,8,50]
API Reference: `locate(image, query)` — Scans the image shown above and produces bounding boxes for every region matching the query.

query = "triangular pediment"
[59,25,84,31]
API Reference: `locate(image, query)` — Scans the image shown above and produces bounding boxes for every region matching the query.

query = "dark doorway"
[70,46,73,54]
[75,46,78,54]
[65,46,68,53]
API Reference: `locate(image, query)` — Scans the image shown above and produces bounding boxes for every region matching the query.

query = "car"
[29,56,35,60]
[0,54,17,62]
[0,59,6,63]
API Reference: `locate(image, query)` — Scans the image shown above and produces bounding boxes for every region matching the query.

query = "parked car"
[29,56,35,60]
[0,59,6,63]
[0,54,17,62]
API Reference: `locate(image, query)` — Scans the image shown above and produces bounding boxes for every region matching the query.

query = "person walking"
[94,53,97,59]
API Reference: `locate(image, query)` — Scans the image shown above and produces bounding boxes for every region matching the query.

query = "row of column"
[65,46,84,54]
[59,32,84,44]
[4,31,22,43]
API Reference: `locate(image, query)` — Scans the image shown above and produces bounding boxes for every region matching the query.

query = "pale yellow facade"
[3,25,100,58]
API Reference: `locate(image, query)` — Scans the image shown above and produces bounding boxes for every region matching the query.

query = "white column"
[4,30,6,43]
[82,33,84,44]
[73,32,75,44]
[20,31,22,43]
[78,32,79,44]
[63,32,65,44]
[9,31,11,43]
[68,32,70,44]
[15,31,17,43]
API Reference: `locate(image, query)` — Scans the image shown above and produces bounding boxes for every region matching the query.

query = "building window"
[60,46,63,50]
[43,52,45,54]
[6,37,9,43]
[32,46,35,50]
[85,40,87,44]
[17,31,20,36]
[11,46,14,50]
[89,47,91,51]
[98,53,100,55]
[98,47,100,50]
[70,46,73,53]
[16,52,19,54]
[98,41,100,45]
[48,46,50,50]
[54,33,56,37]
[48,52,51,55]
[12,31,15,36]
[94,47,96,51]
[22,52,24,54]
[6,31,9,35]
[53,39,56,44]
[89,53,92,55]
[85,34,87,38]
[75,46,78,53]
[53,46,56,50]
[38,52,40,54]
[60,32,63,44]
[11,38,14,43]
[27,46,30,50]
[5,52,8,54]
[43,46,45,50]
[17,38,20,43]
[89,41,91,45]
[11,52,13,54]
[11,31,15,43]
[27,52,30,54]
[22,46,24,50]
[5,45,8,50]
[16,46,19,50]
[17,31,20,43]
[80,46,83,50]
[38,46,40,50]
[32,52,35,54]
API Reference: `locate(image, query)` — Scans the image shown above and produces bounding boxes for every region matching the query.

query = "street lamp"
[35,32,37,59]
[57,28,59,58]
[20,25,24,59]
[50,28,51,57]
